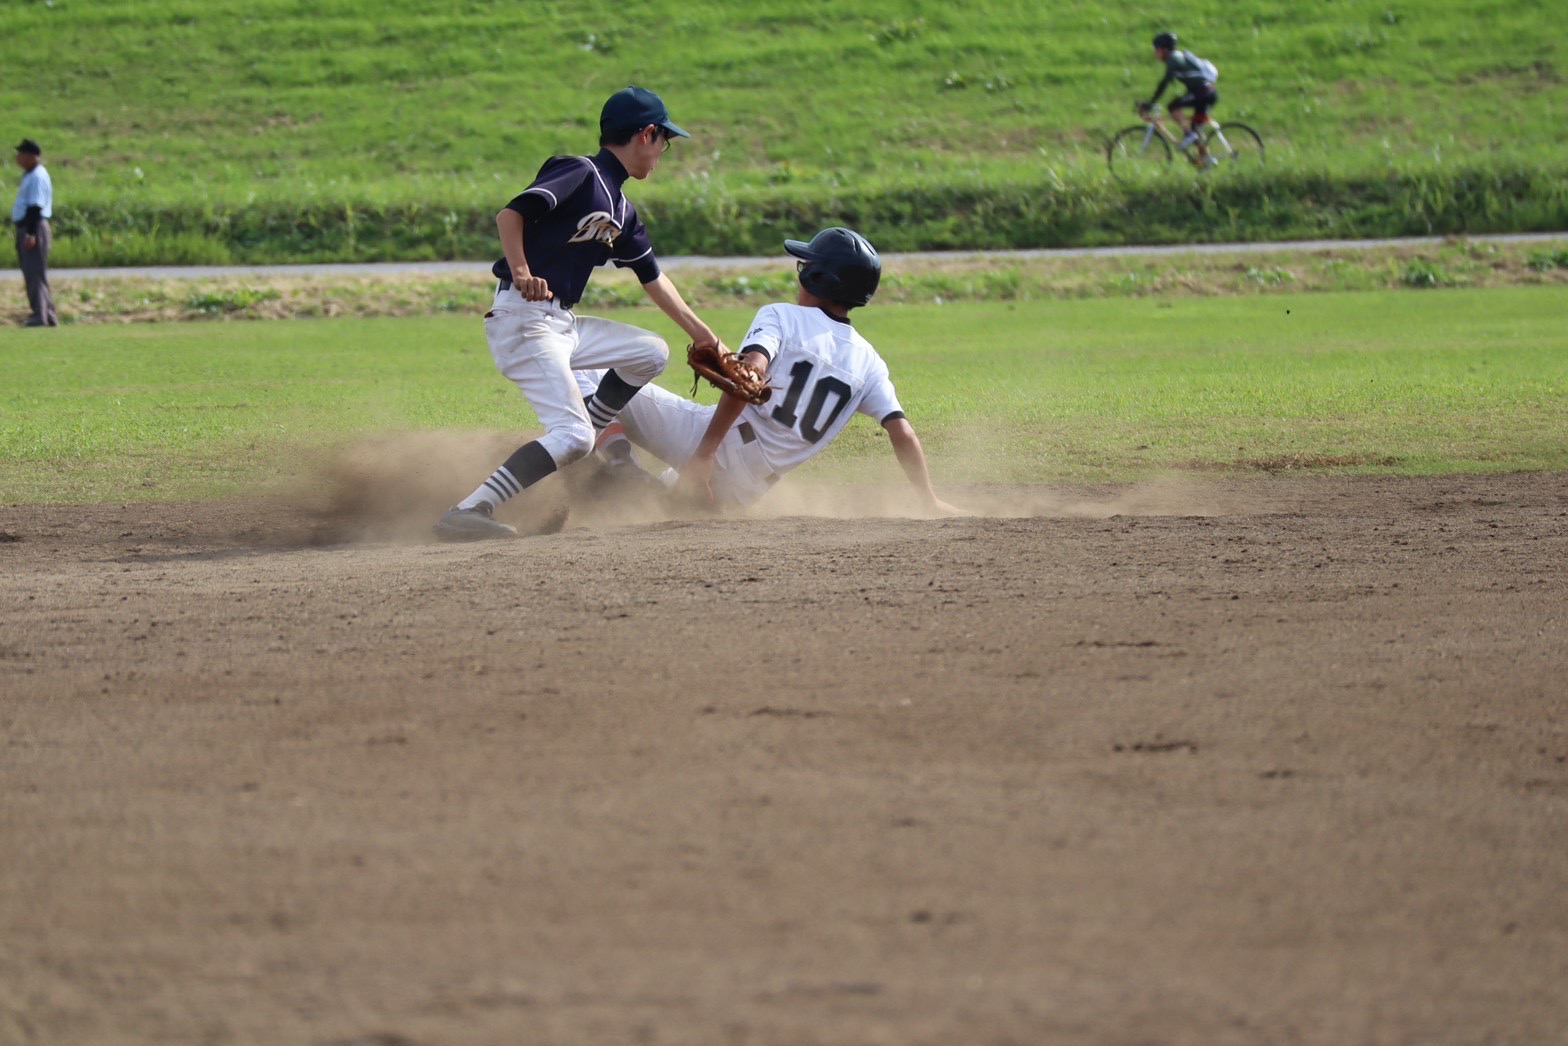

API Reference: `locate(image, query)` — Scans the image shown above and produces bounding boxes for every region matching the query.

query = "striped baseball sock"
[456,441,557,510]
[581,369,642,432]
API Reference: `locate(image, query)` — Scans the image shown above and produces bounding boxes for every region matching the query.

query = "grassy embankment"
[2,0,1563,265]
[3,288,1565,503]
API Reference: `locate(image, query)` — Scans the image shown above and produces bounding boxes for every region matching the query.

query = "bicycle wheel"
[1204,123,1264,168]
[1107,126,1172,175]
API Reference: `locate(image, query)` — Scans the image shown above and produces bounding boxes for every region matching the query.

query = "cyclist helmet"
[1153,31,1178,49]
[784,227,881,307]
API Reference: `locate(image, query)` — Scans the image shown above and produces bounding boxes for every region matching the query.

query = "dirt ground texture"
[2,465,1567,1045]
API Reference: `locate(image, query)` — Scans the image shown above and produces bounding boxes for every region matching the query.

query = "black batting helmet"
[1153,31,1178,49]
[784,227,881,307]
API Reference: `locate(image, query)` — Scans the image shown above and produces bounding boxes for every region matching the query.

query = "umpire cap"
[600,86,690,139]
[785,227,882,307]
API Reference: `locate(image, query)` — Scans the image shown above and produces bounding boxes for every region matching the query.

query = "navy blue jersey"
[491,148,661,308]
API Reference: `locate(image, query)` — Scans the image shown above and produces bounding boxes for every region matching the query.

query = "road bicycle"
[1106,104,1264,177]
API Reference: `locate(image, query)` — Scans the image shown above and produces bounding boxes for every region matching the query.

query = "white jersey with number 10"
[737,303,905,477]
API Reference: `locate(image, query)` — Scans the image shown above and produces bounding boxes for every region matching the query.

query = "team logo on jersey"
[568,210,622,246]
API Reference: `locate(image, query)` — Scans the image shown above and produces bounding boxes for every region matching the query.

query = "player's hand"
[22,235,37,251]
[675,456,716,507]
[688,328,725,354]
[513,273,553,301]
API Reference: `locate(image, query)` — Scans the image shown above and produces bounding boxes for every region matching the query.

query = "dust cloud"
[292,432,1245,546]
[293,430,567,543]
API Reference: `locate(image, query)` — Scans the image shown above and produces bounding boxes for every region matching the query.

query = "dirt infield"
[3,470,1566,1044]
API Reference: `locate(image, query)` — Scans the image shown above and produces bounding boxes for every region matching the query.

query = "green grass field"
[3,287,1564,503]
[3,0,1563,262]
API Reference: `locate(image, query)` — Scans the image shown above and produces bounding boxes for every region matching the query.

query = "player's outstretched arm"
[883,417,965,517]
[677,349,769,504]
[642,273,728,353]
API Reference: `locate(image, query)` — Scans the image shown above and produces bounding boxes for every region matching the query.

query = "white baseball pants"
[484,289,668,466]
[574,370,779,506]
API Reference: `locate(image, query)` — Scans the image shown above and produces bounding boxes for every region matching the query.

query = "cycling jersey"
[1150,49,1216,104]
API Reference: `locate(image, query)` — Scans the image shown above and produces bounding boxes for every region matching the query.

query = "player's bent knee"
[620,334,669,385]
[543,423,596,466]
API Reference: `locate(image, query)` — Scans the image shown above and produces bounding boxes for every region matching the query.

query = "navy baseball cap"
[15,139,41,155]
[600,86,689,139]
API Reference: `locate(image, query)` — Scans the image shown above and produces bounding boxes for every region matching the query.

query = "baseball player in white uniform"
[587,227,962,515]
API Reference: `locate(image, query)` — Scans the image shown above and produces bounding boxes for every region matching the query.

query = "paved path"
[3,232,1565,282]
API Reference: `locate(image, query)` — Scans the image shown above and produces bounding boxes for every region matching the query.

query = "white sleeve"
[857,360,904,423]
[738,304,785,361]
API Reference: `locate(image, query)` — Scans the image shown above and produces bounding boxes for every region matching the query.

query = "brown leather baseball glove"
[687,344,772,405]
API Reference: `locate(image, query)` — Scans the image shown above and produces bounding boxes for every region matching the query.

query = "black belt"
[497,278,573,309]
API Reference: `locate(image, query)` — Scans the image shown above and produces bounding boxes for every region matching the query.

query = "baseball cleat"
[433,503,518,542]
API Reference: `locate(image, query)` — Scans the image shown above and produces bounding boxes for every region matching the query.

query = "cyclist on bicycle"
[1142,31,1219,165]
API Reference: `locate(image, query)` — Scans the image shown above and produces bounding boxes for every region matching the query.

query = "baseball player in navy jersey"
[587,227,962,515]
[435,86,729,540]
